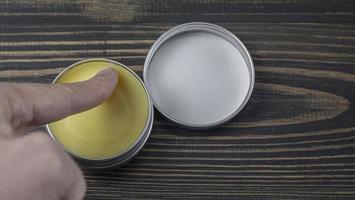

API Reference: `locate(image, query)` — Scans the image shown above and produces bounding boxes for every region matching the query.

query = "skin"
[0,68,118,200]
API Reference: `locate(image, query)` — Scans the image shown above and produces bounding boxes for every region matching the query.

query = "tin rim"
[46,58,153,163]
[78,108,154,169]
[143,22,255,129]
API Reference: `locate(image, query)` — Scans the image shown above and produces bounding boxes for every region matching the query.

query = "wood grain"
[1,0,355,199]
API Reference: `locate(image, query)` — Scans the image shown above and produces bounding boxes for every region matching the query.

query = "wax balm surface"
[48,60,149,160]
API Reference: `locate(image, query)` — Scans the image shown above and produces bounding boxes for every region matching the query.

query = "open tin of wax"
[46,22,254,169]
[46,59,153,169]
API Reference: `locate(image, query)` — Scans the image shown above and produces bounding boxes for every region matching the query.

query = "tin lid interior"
[144,22,254,129]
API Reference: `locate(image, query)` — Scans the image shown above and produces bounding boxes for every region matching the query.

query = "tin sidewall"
[77,107,154,169]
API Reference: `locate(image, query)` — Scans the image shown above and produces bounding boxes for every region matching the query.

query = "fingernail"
[95,68,119,85]
[97,68,116,76]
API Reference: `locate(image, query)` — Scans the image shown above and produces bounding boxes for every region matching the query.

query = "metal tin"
[46,58,153,169]
[144,22,255,129]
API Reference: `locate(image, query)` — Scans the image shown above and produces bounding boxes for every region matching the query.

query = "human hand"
[0,68,118,200]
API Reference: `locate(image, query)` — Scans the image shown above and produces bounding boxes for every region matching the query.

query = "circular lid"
[144,22,254,129]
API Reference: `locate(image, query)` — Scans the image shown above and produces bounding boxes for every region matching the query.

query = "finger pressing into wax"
[0,68,118,131]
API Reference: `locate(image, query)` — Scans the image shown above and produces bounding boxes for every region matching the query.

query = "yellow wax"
[48,60,149,160]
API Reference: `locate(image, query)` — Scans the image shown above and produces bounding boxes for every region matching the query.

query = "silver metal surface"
[144,22,255,129]
[46,58,153,169]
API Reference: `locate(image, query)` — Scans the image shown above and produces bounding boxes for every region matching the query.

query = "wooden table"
[1,1,355,199]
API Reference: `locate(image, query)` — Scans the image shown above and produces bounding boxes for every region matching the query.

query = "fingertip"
[96,67,116,76]
[95,68,119,86]
[91,68,119,102]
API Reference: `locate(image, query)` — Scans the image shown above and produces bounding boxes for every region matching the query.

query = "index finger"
[0,68,118,131]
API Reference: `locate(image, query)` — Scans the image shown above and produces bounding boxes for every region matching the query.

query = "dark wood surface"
[1,0,355,199]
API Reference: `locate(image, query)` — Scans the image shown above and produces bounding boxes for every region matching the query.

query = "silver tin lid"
[144,22,254,129]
